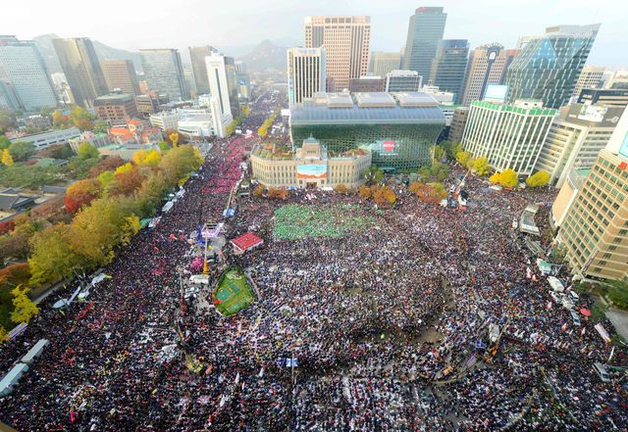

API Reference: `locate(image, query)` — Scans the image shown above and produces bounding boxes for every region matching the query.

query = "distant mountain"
[240,40,287,72]
[33,34,62,74]
[33,34,143,75]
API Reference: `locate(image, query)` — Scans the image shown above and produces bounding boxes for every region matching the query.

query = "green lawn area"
[213,267,254,316]
[273,204,377,240]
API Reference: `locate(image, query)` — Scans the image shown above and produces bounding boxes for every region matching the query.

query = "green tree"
[0,135,10,150]
[93,120,108,134]
[526,171,550,187]
[28,224,82,286]
[451,142,463,159]
[1,148,14,166]
[10,285,39,324]
[473,156,490,176]
[8,141,36,161]
[157,141,170,152]
[77,142,99,160]
[608,281,628,310]
[432,145,446,163]
[363,165,383,185]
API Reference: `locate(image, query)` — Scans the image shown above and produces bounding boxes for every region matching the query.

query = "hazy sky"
[1,0,626,67]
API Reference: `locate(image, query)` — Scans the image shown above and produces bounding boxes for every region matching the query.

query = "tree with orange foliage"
[64,178,102,213]
[89,156,126,178]
[109,166,144,196]
[358,184,372,199]
[372,185,397,207]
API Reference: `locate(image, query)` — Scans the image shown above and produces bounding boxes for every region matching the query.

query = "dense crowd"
[1,91,627,431]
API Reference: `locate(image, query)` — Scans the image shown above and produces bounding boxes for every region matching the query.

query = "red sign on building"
[383,141,396,152]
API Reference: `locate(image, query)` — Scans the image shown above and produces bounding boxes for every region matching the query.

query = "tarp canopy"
[21,339,49,365]
[547,276,565,292]
[231,232,263,253]
[0,363,28,396]
[140,218,152,228]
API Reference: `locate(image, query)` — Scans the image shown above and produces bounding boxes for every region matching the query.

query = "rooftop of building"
[252,140,369,161]
[292,92,445,125]
[94,93,134,104]
[471,99,557,115]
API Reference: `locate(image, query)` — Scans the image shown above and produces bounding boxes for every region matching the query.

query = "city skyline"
[1,0,627,67]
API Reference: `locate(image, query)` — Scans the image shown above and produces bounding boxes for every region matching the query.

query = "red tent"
[230,232,264,254]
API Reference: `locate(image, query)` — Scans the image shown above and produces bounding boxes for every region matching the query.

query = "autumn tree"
[456,150,472,167]
[334,184,348,194]
[267,188,288,200]
[132,148,162,167]
[526,171,550,188]
[372,185,397,207]
[489,172,501,184]
[64,178,102,213]
[499,169,519,188]
[358,184,372,199]
[89,156,126,178]
[135,171,170,217]
[473,156,490,176]
[28,224,82,286]
[0,220,15,236]
[77,142,99,160]
[109,166,144,196]
[10,285,39,324]
[1,148,14,166]
[252,184,265,198]
[70,105,95,130]
[159,145,202,184]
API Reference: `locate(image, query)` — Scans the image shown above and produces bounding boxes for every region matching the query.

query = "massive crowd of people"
[1,91,627,431]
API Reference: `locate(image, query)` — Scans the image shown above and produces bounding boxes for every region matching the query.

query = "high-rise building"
[0,80,20,110]
[429,39,469,101]
[189,46,215,96]
[287,47,326,107]
[402,7,447,81]
[235,61,251,101]
[558,108,628,281]
[505,24,600,109]
[0,36,57,112]
[447,106,470,143]
[101,60,141,95]
[578,88,628,108]
[369,52,401,77]
[205,53,237,120]
[462,99,556,175]
[304,16,371,91]
[572,65,605,99]
[140,49,188,101]
[385,70,422,92]
[53,38,108,107]
[534,103,624,187]
[93,93,139,125]
[460,44,519,106]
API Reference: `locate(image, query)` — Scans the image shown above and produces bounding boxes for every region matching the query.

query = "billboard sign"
[578,104,608,123]
[383,141,396,152]
[297,164,327,179]
[483,85,508,103]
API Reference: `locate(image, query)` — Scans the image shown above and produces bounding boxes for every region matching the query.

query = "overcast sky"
[1,0,626,67]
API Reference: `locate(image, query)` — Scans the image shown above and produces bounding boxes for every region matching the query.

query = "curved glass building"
[290,92,445,170]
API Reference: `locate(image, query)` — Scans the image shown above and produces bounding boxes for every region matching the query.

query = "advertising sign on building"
[383,141,396,152]
[483,85,508,103]
[297,164,327,179]
[577,104,608,123]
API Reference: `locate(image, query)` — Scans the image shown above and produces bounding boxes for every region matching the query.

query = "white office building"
[149,111,179,131]
[462,99,556,175]
[205,53,237,118]
[0,36,57,112]
[10,127,81,150]
[385,70,423,93]
[287,47,326,107]
[534,103,624,187]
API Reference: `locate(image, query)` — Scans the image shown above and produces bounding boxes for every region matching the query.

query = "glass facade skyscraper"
[505,24,600,109]
[53,38,108,108]
[429,39,469,101]
[140,49,189,102]
[402,7,447,83]
[290,92,445,170]
[0,36,57,112]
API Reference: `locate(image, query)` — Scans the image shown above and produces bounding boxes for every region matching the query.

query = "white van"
[189,274,210,285]
[593,362,611,383]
